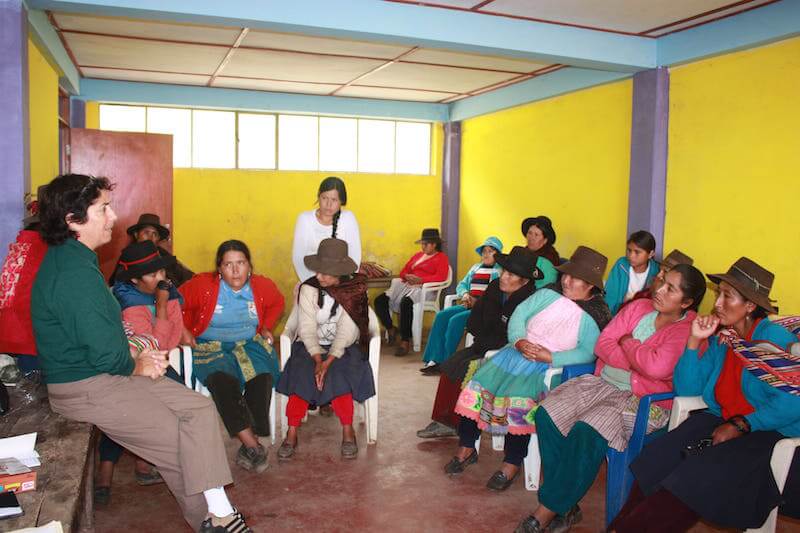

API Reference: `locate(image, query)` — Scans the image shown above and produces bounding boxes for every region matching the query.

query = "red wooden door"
[70,129,173,279]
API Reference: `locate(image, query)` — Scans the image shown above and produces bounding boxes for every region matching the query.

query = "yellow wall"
[28,37,60,192]
[172,126,443,320]
[458,80,633,279]
[664,37,800,314]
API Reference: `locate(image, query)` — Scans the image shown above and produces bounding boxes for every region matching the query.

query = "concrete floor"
[94,344,800,532]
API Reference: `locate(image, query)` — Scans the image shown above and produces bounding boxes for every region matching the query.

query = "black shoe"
[548,504,583,533]
[514,515,546,533]
[420,363,441,375]
[199,508,252,532]
[444,449,478,474]
[385,327,398,346]
[486,469,519,491]
[235,444,269,473]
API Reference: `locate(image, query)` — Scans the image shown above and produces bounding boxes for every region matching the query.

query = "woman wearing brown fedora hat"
[374,228,449,356]
[446,246,612,491]
[609,257,800,533]
[515,263,707,533]
[276,238,375,459]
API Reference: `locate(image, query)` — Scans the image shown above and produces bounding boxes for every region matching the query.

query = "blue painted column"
[441,121,461,291]
[627,67,669,258]
[0,0,29,251]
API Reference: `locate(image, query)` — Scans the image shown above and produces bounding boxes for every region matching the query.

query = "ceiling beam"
[449,67,631,121]
[26,0,656,72]
[74,78,450,122]
[26,9,80,93]
[657,0,800,66]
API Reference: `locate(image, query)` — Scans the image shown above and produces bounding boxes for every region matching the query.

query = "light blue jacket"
[604,256,658,315]
[507,288,600,368]
[455,262,503,298]
[674,319,800,436]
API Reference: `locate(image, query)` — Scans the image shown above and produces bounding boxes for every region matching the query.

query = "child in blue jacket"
[604,230,658,315]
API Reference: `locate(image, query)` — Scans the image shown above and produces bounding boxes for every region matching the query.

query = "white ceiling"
[51,1,775,104]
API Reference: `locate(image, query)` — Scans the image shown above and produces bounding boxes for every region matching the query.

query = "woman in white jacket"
[292,177,361,283]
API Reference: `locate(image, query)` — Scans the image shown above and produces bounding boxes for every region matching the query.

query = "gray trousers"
[48,374,233,531]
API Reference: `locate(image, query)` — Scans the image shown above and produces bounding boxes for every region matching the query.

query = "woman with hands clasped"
[32,174,251,532]
[609,257,800,533]
[446,246,612,491]
[277,238,375,460]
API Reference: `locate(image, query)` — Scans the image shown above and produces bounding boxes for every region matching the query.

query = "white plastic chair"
[279,306,381,444]
[410,266,453,352]
[669,396,800,533]
[471,348,564,491]
[171,344,278,445]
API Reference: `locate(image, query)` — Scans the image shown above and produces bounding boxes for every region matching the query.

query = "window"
[319,117,357,172]
[192,110,235,169]
[98,104,432,174]
[278,115,318,171]
[99,105,145,132]
[358,120,395,173]
[396,122,431,175]
[147,107,191,168]
[238,113,276,169]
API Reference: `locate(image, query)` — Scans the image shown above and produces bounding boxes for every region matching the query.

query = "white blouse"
[292,209,361,282]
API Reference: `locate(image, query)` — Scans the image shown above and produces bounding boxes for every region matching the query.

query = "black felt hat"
[495,246,543,280]
[116,241,175,282]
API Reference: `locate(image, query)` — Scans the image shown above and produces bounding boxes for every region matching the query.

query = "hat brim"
[127,223,170,241]
[117,254,176,282]
[415,238,444,244]
[495,254,537,280]
[706,273,777,313]
[304,255,359,277]
[555,262,604,291]
[475,244,500,255]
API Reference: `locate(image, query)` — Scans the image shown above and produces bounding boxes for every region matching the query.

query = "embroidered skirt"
[540,374,669,451]
[193,334,280,391]
[454,345,551,435]
[276,341,375,406]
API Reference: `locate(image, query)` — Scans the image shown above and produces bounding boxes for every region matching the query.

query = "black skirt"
[276,341,375,406]
[631,411,800,529]
[441,346,484,383]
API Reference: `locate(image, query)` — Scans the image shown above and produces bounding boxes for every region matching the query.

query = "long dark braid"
[317,286,340,319]
[331,210,341,239]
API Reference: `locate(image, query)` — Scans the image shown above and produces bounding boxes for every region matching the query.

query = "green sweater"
[31,238,134,384]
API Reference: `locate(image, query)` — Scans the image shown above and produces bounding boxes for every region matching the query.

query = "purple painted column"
[627,67,669,258]
[440,121,461,291]
[0,0,29,252]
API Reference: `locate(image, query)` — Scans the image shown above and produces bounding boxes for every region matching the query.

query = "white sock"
[203,487,234,518]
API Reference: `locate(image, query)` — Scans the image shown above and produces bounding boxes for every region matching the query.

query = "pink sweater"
[121,299,184,351]
[594,298,696,408]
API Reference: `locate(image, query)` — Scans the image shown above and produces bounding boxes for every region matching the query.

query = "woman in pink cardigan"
[514,264,707,533]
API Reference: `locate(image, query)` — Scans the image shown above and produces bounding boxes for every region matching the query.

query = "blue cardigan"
[674,319,800,437]
[603,256,658,315]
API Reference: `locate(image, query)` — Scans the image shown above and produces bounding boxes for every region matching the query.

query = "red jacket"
[179,272,285,338]
[0,230,48,355]
[398,251,449,284]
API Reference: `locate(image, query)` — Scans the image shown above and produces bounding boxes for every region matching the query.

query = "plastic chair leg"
[524,435,541,491]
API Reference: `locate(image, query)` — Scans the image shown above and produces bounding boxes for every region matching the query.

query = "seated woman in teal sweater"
[609,257,800,533]
[445,246,612,491]
[420,236,503,374]
[604,230,659,315]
